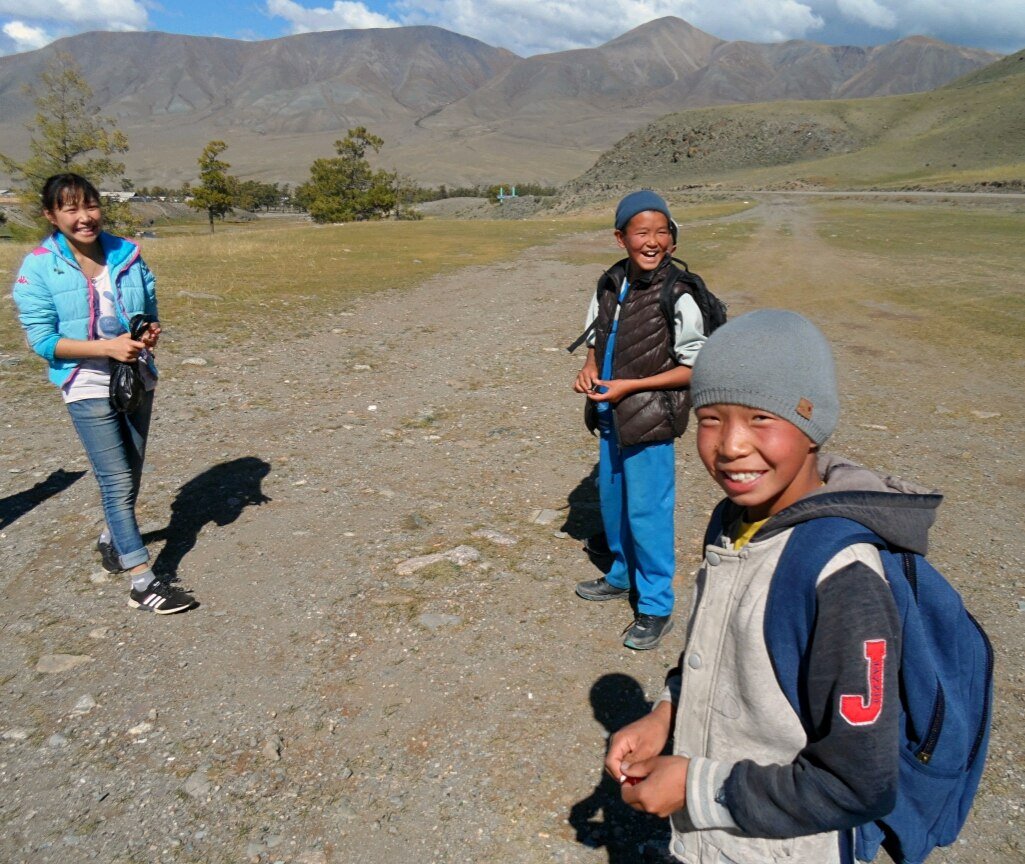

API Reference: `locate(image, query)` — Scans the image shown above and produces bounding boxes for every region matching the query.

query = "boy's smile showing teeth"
[615,209,673,275]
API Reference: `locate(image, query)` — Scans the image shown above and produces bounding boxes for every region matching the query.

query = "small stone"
[71,694,97,715]
[339,766,353,780]
[2,728,32,741]
[530,508,561,525]
[262,736,283,761]
[1017,600,1025,613]
[472,528,518,546]
[353,364,372,371]
[47,733,69,747]
[396,545,479,576]
[970,410,1001,420]
[89,571,109,584]
[128,722,153,736]
[184,767,212,799]
[36,654,94,674]
[180,357,208,367]
[859,424,889,431]
[333,800,358,821]
[88,627,110,640]
[418,613,463,630]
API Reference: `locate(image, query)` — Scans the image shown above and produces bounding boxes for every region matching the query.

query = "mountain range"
[0,18,1001,188]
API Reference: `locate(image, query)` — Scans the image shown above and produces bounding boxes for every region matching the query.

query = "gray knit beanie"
[691,309,839,445]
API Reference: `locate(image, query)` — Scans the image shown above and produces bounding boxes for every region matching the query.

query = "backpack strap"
[565,264,623,353]
[765,517,884,730]
[660,257,720,339]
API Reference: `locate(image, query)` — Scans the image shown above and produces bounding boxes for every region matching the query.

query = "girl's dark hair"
[41,173,101,213]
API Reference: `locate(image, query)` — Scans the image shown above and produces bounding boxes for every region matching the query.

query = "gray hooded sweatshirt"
[662,454,941,864]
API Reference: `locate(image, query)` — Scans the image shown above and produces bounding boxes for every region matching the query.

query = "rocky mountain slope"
[561,47,1025,195]
[0,19,1002,187]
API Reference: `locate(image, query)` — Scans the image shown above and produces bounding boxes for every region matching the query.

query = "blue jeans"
[598,417,676,617]
[66,392,153,569]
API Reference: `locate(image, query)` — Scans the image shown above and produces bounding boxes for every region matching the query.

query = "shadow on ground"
[569,673,673,863]
[0,468,86,530]
[143,456,271,580]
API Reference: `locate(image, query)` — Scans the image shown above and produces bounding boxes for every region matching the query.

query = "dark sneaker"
[128,581,197,614]
[576,576,629,601]
[623,614,673,650]
[96,539,122,573]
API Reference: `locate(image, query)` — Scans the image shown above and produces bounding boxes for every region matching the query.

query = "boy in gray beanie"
[603,309,939,864]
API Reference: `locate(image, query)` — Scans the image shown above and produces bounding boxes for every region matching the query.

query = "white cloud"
[0,0,147,29]
[267,0,400,33]
[835,0,897,30]
[263,0,1024,54]
[3,19,50,51]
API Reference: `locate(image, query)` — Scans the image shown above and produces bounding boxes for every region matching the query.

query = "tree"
[0,51,133,231]
[189,140,235,233]
[295,127,398,223]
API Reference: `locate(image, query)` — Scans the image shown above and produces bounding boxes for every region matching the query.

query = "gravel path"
[1,200,1021,863]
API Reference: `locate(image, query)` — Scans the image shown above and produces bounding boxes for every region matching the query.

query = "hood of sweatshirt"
[728,453,942,555]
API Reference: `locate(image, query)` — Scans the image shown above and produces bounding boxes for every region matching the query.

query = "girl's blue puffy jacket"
[12,230,159,389]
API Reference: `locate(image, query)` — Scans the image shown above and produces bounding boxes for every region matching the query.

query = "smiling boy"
[605,310,926,864]
[572,191,707,650]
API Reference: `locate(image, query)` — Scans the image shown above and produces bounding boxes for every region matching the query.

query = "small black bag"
[109,314,152,413]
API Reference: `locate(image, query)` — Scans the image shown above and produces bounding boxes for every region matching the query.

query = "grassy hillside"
[566,49,1025,192]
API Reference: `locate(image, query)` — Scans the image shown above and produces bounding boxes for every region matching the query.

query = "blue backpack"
[762,516,993,864]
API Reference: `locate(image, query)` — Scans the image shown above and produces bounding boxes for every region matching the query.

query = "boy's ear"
[614,229,626,250]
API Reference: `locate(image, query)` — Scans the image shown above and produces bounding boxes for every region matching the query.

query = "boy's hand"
[587,378,637,404]
[620,755,689,817]
[573,353,600,394]
[605,701,672,781]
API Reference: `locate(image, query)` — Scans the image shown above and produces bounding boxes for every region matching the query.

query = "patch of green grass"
[1,215,617,359]
[815,203,1025,357]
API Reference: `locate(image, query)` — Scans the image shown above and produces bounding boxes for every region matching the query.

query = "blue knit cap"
[691,309,840,445]
[614,190,673,232]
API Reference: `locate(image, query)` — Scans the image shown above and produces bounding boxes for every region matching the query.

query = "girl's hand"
[140,322,161,350]
[105,333,147,362]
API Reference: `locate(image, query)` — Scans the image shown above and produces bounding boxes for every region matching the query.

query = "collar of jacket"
[602,253,673,292]
[50,230,140,276]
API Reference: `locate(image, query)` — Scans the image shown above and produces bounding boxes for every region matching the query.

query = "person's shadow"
[0,469,86,530]
[562,463,613,574]
[568,674,673,862]
[143,457,271,581]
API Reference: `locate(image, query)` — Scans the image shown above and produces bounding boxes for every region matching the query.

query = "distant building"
[100,190,135,203]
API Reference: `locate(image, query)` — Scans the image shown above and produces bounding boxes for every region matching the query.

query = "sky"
[1,0,1023,58]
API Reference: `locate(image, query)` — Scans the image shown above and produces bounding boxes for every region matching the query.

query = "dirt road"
[1,199,1021,863]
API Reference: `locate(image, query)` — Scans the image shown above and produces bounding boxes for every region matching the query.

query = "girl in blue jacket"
[13,173,196,614]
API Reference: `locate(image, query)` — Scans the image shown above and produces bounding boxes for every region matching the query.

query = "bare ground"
[0,198,1022,864]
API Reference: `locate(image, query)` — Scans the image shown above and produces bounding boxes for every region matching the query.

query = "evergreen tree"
[189,141,235,233]
[0,52,133,231]
[295,127,397,223]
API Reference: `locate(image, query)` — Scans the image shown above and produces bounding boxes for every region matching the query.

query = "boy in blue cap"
[572,191,707,649]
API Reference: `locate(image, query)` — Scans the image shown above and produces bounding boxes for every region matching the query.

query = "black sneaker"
[96,539,122,573]
[576,576,629,601]
[128,581,197,614]
[623,614,673,650]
